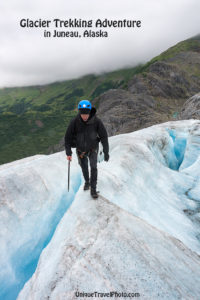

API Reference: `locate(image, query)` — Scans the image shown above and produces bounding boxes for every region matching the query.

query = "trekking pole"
[68,160,70,192]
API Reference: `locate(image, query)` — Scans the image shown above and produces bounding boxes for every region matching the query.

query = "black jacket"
[65,107,109,156]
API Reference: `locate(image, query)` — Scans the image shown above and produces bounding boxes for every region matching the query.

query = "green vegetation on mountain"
[138,34,200,74]
[0,34,199,165]
[0,67,142,164]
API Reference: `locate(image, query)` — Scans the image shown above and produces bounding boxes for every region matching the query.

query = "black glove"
[104,153,109,162]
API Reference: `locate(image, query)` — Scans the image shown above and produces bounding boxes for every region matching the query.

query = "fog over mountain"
[0,0,199,87]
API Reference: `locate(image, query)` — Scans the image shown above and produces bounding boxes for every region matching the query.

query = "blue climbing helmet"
[78,100,92,110]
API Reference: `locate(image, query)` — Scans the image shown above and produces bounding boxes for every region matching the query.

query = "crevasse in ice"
[0,120,200,299]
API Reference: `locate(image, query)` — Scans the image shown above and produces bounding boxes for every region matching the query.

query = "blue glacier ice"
[0,120,200,299]
[166,128,187,170]
[0,154,81,300]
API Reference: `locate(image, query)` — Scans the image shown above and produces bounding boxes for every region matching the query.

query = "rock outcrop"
[51,36,200,149]
[180,93,200,119]
[93,36,200,136]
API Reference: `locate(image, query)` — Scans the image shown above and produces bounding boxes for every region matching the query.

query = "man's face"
[80,114,90,122]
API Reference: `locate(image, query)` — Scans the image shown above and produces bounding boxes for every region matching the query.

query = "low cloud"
[0,0,199,87]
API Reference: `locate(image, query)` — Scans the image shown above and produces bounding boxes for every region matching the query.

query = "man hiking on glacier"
[65,100,109,199]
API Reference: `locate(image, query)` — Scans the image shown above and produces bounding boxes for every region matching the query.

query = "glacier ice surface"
[1,119,200,299]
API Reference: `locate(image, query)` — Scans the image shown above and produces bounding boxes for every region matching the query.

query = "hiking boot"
[83,181,90,190]
[91,188,98,199]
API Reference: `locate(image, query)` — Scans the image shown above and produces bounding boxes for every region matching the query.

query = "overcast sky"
[0,0,199,88]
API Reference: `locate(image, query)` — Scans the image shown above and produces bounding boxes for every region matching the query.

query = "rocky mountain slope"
[94,34,200,136]
[180,92,200,119]
[0,34,200,163]
[53,34,200,152]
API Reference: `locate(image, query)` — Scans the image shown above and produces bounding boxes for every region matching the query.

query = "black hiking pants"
[76,146,99,190]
